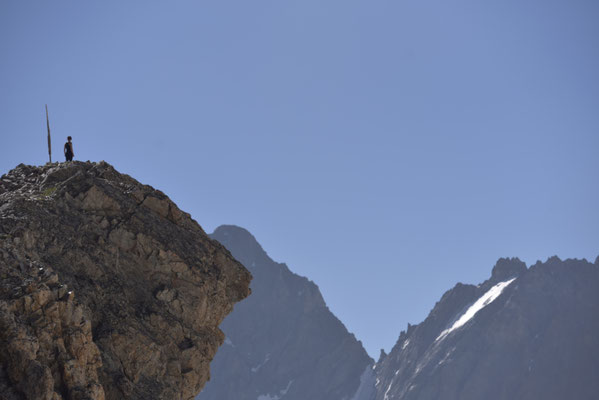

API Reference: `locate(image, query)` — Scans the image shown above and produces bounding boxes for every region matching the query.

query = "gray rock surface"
[374,257,599,400]
[0,162,251,400]
[197,225,372,400]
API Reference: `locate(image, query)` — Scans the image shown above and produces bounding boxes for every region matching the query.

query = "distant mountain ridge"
[373,256,599,400]
[197,225,373,400]
[200,225,599,400]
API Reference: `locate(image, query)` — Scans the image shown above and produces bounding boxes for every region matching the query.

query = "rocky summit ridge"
[374,256,599,400]
[0,162,251,400]
[198,231,599,400]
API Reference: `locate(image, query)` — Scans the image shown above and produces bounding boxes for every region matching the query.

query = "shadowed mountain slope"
[374,257,599,400]
[198,225,373,400]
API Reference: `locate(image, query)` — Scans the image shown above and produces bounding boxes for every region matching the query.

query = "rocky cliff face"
[197,225,373,400]
[374,257,599,400]
[0,162,251,400]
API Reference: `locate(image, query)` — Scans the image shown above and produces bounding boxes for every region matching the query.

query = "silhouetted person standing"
[64,136,74,162]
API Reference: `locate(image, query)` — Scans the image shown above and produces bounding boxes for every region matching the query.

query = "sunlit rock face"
[374,257,599,400]
[197,225,373,400]
[0,162,251,400]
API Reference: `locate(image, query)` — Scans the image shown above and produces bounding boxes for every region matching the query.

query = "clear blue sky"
[2,0,598,357]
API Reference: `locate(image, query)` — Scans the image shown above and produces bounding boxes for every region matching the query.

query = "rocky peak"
[377,349,387,364]
[210,225,269,272]
[490,257,527,282]
[198,225,372,400]
[0,162,251,400]
[373,257,599,400]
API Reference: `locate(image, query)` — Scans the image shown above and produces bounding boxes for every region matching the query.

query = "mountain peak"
[212,224,260,247]
[373,256,599,400]
[211,225,269,270]
[200,225,372,400]
[491,257,527,282]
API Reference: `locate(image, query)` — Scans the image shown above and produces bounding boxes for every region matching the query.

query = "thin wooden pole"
[45,104,52,163]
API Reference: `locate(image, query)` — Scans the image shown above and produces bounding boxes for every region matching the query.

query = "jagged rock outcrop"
[374,257,599,400]
[197,225,373,400]
[0,162,251,400]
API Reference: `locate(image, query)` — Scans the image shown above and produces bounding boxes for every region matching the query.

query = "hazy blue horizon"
[2,0,598,357]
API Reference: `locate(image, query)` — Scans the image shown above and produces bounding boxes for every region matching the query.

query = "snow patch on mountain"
[437,278,516,341]
[251,354,271,372]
